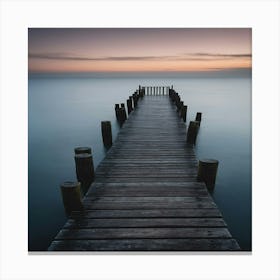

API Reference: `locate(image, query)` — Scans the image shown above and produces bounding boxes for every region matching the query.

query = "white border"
[1,0,279,279]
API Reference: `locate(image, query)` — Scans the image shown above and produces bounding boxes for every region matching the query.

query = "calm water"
[28,72,251,251]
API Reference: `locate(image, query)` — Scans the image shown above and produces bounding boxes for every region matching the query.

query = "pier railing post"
[197,159,219,189]
[101,121,113,147]
[186,121,200,144]
[60,181,84,215]
[74,153,95,191]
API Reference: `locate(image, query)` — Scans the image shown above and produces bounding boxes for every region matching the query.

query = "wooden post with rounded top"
[197,159,219,189]
[74,147,92,155]
[187,121,200,144]
[101,121,112,147]
[60,181,83,215]
[74,153,94,191]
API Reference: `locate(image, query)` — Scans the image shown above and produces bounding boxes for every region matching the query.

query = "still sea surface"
[28,71,251,251]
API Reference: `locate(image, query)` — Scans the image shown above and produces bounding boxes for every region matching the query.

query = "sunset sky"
[28,28,251,73]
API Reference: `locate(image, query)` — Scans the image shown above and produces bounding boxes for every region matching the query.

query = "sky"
[28,28,251,73]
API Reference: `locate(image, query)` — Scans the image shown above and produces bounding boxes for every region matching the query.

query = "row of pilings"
[58,85,219,216]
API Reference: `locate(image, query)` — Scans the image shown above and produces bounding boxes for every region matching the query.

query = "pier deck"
[48,94,240,251]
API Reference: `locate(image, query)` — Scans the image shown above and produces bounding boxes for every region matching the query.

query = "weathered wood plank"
[48,238,240,251]
[83,196,212,203]
[55,227,232,240]
[70,209,223,219]
[64,218,227,229]
[82,201,217,210]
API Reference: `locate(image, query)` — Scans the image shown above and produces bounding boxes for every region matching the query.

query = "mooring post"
[177,101,184,112]
[101,121,113,147]
[171,85,173,89]
[60,181,83,215]
[175,94,181,108]
[119,107,127,125]
[127,98,133,114]
[186,121,200,144]
[74,147,92,155]
[74,153,95,191]
[196,112,202,124]
[197,159,219,189]
[181,105,187,122]
[120,103,126,115]
[133,94,138,108]
[115,104,120,120]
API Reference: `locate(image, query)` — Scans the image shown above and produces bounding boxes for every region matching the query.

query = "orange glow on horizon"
[28,28,252,73]
[28,57,251,73]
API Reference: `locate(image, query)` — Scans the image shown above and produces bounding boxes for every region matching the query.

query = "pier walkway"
[48,92,240,251]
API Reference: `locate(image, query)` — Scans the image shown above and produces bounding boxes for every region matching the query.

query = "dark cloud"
[28,52,252,62]
[189,53,252,58]
[28,53,174,61]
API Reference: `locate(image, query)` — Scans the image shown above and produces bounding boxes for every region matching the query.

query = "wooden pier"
[48,87,240,251]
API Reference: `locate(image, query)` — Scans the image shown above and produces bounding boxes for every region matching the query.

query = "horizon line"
[29,67,252,75]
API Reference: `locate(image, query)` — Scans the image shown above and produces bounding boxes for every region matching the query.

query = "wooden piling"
[74,147,92,155]
[196,112,202,123]
[119,107,127,125]
[181,105,187,122]
[60,181,83,214]
[101,121,113,147]
[177,101,184,112]
[133,94,138,108]
[186,121,200,144]
[197,159,219,188]
[74,153,95,190]
[127,98,133,114]
[115,104,120,120]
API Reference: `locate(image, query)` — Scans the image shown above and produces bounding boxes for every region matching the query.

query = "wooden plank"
[55,227,232,240]
[87,189,208,197]
[90,182,207,188]
[64,218,227,229]
[82,201,217,210]
[70,209,223,219]
[83,196,212,203]
[49,238,240,251]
